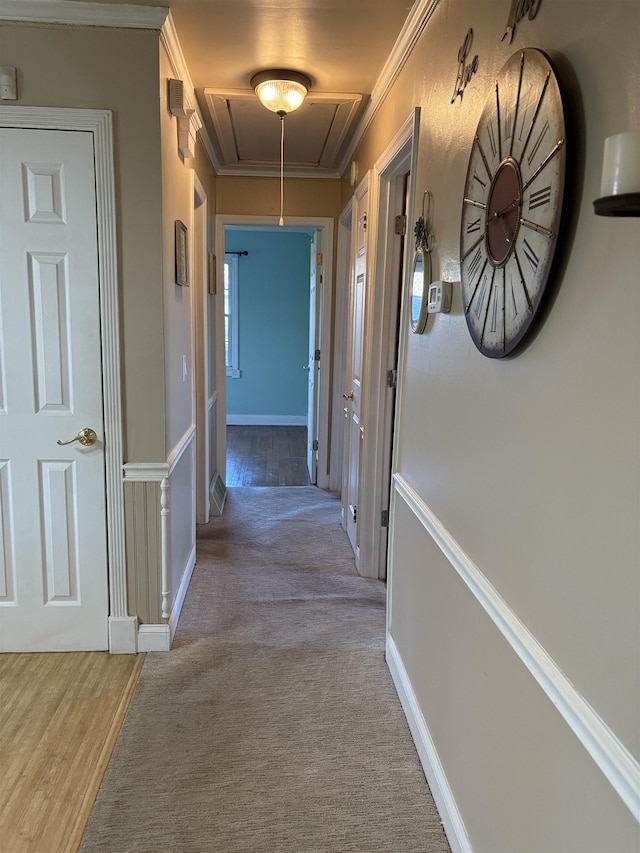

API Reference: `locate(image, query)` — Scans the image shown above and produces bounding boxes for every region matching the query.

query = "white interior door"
[343,185,368,560]
[0,127,108,652]
[306,231,322,484]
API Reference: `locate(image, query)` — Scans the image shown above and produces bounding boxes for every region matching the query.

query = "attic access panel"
[204,88,362,173]
[232,99,336,165]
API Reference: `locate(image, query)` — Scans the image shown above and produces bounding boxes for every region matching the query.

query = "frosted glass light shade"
[251,70,311,115]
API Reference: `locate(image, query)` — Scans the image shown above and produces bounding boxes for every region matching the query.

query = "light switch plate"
[0,67,17,100]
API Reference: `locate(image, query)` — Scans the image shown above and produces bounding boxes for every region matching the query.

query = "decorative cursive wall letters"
[501,0,543,44]
[451,28,479,104]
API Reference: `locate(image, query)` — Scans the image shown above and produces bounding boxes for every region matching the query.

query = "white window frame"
[224,253,240,378]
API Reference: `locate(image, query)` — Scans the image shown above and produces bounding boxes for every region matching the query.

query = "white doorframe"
[0,106,132,652]
[357,109,420,580]
[331,201,352,494]
[214,214,335,490]
[192,173,210,523]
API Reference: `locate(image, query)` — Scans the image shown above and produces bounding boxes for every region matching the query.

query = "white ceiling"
[29,0,420,177]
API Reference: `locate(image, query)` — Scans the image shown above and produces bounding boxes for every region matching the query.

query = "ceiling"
[55,0,420,177]
[164,0,416,177]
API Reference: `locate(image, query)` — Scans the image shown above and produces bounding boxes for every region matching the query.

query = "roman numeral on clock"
[467,245,483,279]
[466,217,482,234]
[528,185,551,210]
[472,172,487,189]
[487,121,498,160]
[522,237,540,273]
[474,275,489,320]
[489,284,500,333]
[527,119,550,168]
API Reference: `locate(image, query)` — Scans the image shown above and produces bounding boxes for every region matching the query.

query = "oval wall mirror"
[410,247,430,333]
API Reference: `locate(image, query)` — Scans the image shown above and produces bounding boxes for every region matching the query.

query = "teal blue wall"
[226,228,311,421]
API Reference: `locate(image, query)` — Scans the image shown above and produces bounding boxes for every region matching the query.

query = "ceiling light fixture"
[251,70,312,226]
[251,70,311,116]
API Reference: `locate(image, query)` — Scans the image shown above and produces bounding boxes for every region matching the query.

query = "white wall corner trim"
[386,635,471,853]
[207,390,219,412]
[0,0,169,28]
[338,0,440,175]
[122,462,170,482]
[161,12,219,172]
[167,424,196,474]
[169,544,196,644]
[138,624,171,653]
[392,473,640,823]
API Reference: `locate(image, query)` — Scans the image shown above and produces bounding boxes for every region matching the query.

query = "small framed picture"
[175,220,188,286]
[208,252,216,295]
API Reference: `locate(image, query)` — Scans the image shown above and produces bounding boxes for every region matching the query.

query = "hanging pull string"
[279,114,285,226]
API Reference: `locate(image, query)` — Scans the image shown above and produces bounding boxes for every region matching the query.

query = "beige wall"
[0,22,167,463]
[159,43,218,609]
[216,175,341,219]
[348,0,639,849]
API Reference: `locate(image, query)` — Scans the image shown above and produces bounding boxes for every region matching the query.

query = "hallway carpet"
[80,487,450,853]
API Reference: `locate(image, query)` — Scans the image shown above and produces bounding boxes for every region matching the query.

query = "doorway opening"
[214,215,334,492]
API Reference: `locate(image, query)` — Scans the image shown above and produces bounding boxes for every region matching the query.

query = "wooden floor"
[226,425,311,486]
[0,651,144,853]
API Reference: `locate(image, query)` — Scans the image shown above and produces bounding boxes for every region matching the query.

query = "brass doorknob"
[342,391,354,400]
[57,427,98,447]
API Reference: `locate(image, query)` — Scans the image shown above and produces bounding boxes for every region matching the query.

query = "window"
[224,254,240,377]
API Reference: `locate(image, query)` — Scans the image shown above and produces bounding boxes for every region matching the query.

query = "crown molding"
[160,11,220,172]
[2,0,440,181]
[214,164,341,180]
[338,0,440,177]
[0,0,169,28]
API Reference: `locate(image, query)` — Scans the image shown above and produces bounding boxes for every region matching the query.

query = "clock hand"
[494,197,520,218]
[498,215,512,243]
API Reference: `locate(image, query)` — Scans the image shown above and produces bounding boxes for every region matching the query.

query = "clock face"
[460,49,566,358]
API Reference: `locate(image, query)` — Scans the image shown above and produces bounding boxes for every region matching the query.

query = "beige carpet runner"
[80,487,449,852]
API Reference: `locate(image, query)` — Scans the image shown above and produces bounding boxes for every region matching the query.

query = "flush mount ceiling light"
[250,70,313,226]
[250,69,312,116]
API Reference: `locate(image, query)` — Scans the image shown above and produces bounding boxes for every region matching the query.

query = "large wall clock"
[460,48,566,358]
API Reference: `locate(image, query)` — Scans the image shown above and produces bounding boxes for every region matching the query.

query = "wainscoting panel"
[123,478,162,625]
[386,476,640,851]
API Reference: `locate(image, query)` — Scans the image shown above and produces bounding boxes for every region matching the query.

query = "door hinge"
[381,509,389,528]
[312,439,319,451]
[387,368,397,389]
[395,215,407,236]
[316,252,323,266]
[314,348,321,362]
[350,504,357,522]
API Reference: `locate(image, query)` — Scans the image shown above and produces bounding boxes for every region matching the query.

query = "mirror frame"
[410,246,430,334]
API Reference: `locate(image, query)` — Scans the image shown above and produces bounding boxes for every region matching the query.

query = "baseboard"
[226,414,307,426]
[386,635,471,853]
[108,615,138,654]
[392,473,640,823]
[137,624,170,652]
[168,544,196,644]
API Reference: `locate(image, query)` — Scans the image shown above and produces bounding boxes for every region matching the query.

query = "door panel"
[343,186,368,558]
[0,127,108,651]
[307,232,321,483]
